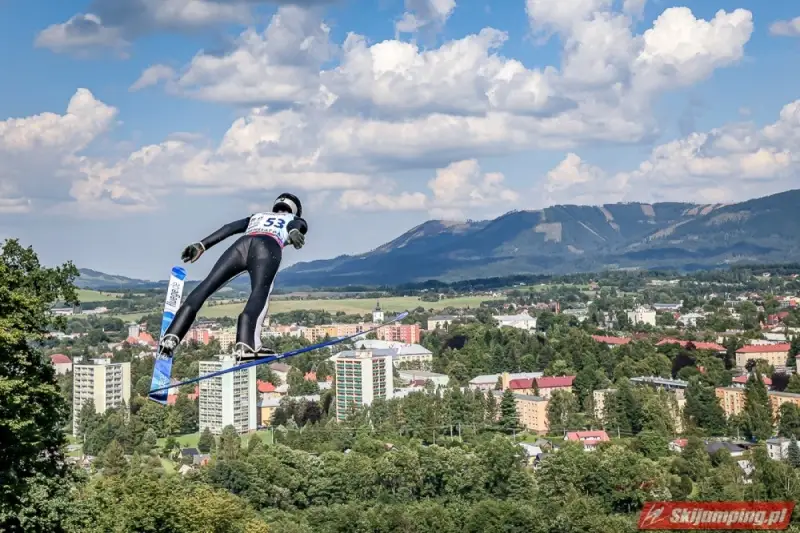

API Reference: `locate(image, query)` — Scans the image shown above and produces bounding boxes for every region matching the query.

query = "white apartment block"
[495,310,537,331]
[334,350,394,421]
[627,307,657,327]
[212,328,237,351]
[72,360,131,436]
[198,356,257,435]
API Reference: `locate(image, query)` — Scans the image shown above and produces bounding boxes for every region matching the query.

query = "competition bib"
[245,211,294,245]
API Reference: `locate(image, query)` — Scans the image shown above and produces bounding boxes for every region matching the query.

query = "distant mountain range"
[277,188,800,287]
[76,189,800,291]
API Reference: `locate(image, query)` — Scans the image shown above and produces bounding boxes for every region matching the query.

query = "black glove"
[181,242,205,263]
[288,229,305,249]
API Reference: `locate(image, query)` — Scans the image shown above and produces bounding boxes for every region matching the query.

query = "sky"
[0,0,798,280]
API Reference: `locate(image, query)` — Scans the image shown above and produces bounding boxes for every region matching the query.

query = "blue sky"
[0,0,798,280]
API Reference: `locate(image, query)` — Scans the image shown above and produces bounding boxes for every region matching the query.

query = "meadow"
[104,294,502,322]
[76,289,123,302]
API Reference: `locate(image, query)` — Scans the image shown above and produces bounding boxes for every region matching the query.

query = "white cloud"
[130,65,176,92]
[395,0,456,35]
[339,190,428,211]
[161,6,335,105]
[0,89,121,214]
[35,14,130,55]
[338,159,518,218]
[14,3,766,221]
[35,0,334,55]
[542,99,800,205]
[769,17,800,37]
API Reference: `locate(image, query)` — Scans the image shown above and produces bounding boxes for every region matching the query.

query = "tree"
[100,439,128,476]
[218,425,241,461]
[137,428,158,454]
[787,438,800,468]
[198,427,215,453]
[498,389,521,435]
[0,239,80,532]
[546,390,581,435]
[741,371,773,441]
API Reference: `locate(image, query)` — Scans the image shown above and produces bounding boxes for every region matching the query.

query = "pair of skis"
[147,265,409,401]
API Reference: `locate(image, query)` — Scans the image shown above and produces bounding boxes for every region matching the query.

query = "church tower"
[372,301,384,323]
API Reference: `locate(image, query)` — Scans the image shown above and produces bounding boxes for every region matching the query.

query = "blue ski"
[149,311,409,395]
[148,266,187,404]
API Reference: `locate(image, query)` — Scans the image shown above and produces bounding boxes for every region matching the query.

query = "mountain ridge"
[277,189,800,287]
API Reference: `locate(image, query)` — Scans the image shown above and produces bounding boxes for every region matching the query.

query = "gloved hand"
[288,228,305,249]
[181,242,205,263]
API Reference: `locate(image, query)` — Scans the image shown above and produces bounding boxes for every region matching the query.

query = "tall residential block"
[198,356,257,435]
[72,360,131,436]
[334,350,393,421]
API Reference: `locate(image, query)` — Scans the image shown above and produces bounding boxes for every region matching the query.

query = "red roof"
[566,430,610,442]
[509,375,576,390]
[50,354,71,365]
[257,380,276,393]
[536,375,575,388]
[736,343,791,353]
[671,438,688,448]
[657,338,725,351]
[508,378,534,390]
[732,375,772,386]
[139,332,156,346]
[591,335,631,345]
[304,371,317,381]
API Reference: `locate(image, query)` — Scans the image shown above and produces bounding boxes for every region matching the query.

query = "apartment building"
[716,387,800,420]
[426,315,474,330]
[378,324,421,344]
[508,375,576,399]
[333,350,393,421]
[495,310,537,331]
[212,328,237,351]
[627,307,657,327]
[735,343,792,371]
[72,360,131,436]
[198,356,257,435]
[489,390,549,434]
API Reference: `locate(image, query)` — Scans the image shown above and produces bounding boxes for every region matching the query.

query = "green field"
[77,289,123,302]
[111,295,502,322]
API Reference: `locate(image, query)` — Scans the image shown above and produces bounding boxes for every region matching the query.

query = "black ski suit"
[164,211,308,351]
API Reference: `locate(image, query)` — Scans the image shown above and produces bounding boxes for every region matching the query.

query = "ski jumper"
[163,211,308,352]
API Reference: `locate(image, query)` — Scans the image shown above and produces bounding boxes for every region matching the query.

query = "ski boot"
[233,342,276,364]
[157,334,180,357]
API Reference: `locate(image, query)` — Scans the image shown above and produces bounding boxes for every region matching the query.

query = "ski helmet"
[273,193,302,217]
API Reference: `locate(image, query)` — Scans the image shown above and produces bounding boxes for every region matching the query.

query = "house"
[49,354,72,375]
[706,442,745,458]
[731,374,772,388]
[766,438,791,461]
[591,335,631,348]
[627,307,656,327]
[257,380,279,396]
[517,443,543,465]
[193,454,211,466]
[656,339,726,353]
[180,448,200,460]
[565,430,610,451]
[669,438,688,453]
[269,363,292,384]
[397,370,449,388]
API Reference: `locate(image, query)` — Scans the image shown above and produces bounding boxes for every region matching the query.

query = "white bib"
[244,211,295,246]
